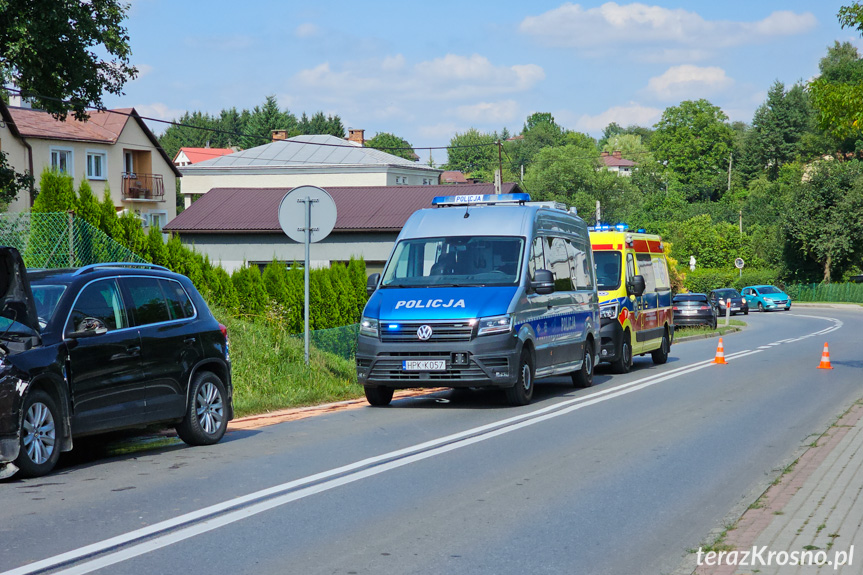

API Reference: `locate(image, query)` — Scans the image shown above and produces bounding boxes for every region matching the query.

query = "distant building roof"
[174,147,235,165]
[183,134,440,173]
[441,171,467,184]
[165,182,523,234]
[3,105,181,177]
[600,151,637,168]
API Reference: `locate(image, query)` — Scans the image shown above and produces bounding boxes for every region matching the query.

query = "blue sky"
[107,1,859,163]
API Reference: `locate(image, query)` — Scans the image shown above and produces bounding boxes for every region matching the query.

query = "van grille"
[380,322,474,343]
[368,359,487,381]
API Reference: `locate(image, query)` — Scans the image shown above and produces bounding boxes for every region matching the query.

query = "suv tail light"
[219,323,228,340]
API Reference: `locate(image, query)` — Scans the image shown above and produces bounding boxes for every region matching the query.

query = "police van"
[356,193,600,407]
[589,225,674,373]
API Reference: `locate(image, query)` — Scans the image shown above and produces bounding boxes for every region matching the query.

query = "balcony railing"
[122,173,165,201]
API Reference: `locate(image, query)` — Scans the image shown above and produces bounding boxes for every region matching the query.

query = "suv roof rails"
[72,262,171,276]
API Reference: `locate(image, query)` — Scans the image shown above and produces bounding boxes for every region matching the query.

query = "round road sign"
[278,186,337,243]
[734,257,745,269]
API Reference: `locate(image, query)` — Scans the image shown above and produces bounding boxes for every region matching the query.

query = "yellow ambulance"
[589,225,674,373]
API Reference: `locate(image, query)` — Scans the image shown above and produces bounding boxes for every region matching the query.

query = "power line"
[2,86,501,154]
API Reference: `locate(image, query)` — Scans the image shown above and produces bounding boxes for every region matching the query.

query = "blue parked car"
[741,285,791,312]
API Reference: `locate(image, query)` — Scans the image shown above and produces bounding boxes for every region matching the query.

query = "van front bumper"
[598,318,624,363]
[356,332,522,389]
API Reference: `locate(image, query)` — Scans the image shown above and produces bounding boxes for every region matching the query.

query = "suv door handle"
[110,346,141,361]
[184,336,197,345]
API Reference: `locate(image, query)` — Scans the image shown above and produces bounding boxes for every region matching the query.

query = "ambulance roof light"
[431,193,531,207]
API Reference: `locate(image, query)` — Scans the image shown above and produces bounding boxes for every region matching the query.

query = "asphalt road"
[2,307,862,575]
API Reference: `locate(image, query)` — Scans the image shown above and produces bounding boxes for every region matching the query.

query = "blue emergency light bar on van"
[431,193,531,207]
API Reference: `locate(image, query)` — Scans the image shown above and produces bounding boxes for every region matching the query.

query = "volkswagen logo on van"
[417,325,433,340]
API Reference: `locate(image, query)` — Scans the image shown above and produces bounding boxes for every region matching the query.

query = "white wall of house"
[176,231,398,274]
[3,119,176,221]
[1,122,32,212]
[181,166,438,207]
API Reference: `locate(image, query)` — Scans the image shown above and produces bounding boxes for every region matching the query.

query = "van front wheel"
[364,386,394,407]
[611,331,633,374]
[572,340,594,388]
[506,350,535,406]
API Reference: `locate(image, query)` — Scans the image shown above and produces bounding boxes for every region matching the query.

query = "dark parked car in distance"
[708,288,749,316]
[0,250,233,479]
[672,293,718,329]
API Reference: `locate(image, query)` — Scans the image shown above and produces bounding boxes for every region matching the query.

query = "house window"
[124,152,134,176]
[86,151,107,180]
[147,211,168,230]
[50,148,73,175]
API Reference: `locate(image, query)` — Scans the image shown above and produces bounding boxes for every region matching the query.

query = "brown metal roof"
[165,183,523,233]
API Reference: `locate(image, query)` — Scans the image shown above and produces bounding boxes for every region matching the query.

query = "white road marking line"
[0,316,844,575]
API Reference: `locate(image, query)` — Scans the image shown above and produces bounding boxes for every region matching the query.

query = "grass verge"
[676,319,747,338]
[217,308,362,417]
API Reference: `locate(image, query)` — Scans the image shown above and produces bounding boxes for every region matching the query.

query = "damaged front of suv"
[0,247,44,479]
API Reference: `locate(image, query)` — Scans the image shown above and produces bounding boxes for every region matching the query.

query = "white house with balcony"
[0,99,180,227]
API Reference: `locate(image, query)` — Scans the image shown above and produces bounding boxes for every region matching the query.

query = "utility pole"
[727,152,733,194]
[494,140,502,194]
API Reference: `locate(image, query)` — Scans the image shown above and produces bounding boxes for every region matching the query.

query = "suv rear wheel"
[176,372,228,445]
[15,390,61,478]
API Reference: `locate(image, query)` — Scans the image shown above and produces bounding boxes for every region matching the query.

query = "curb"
[791,302,863,309]
[674,326,743,344]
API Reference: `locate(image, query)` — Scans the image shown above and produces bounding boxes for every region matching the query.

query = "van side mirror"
[628,275,646,297]
[531,269,555,295]
[366,273,380,296]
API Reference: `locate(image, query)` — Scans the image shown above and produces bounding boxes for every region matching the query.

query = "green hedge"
[31,170,369,333]
[785,283,863,303]
[682,267,781,294]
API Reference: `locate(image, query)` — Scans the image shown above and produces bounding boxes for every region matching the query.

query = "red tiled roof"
[165,183,523,233]
[441,171,467,184]
[600,155,637,168]
[6,106,131,143]
[175,147,235,164]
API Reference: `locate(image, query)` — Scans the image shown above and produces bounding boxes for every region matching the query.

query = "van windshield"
[381,236,524,288]
[593,251,621,290]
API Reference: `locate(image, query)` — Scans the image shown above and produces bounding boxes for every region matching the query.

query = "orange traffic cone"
[818,343,833,370]
[712,338,728,364]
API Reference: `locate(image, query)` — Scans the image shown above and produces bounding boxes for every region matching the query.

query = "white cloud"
[418,122,461,140]
[454,100,519,123]
[520,3,816,60]
[575,103,662,133]
[294,23,319,38]
[645,65,734,100]
[135,102,187,122]
[293,54,544,102]
[132,64,154,80]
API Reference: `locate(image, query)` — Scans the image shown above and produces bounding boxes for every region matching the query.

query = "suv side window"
[160,279,194,320]
[122,276,171,325]
[68,279,128,333]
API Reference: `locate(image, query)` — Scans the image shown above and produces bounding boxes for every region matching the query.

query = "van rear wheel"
[572,339,595,388]
[651,331,669,365]
[506,349,534,406]
[611,331,633,374]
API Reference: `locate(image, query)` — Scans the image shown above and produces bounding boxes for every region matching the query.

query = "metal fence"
[0,211,145,268]
[785,283,863,304]
[294,323,360,360]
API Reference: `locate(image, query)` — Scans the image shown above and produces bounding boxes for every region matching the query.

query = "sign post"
[278,186,337,365]
[735,257,745,279]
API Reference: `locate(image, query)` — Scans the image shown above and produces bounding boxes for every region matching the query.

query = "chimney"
[612,150,622,159]
[600,151,609,157]
[347,128,365,146]
[271,129,288,142]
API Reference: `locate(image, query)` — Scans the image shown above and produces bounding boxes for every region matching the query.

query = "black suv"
[0,248,233,478]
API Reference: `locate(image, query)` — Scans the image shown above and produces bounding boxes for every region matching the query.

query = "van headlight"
[360,317,379,338]
[600,302,619,320]
[477,314,513,336]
